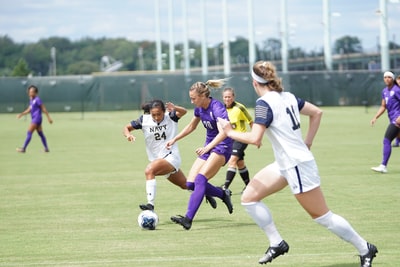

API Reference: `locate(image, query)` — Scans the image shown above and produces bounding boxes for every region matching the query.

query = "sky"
[1,0,399,53]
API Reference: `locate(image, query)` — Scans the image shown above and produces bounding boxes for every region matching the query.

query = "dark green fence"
[0,71,384,113]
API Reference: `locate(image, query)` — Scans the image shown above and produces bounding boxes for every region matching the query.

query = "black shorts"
[231,141,248,160]
[384,123,400,140]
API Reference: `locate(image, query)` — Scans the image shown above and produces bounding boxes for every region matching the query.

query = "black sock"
[239,167,250,185]
[224,168,236,188]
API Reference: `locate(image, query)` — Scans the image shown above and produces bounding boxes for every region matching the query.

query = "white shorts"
[162,151,181,178]
[280,160,320,194]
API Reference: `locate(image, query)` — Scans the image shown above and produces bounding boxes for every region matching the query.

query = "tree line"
[1,34,398,77]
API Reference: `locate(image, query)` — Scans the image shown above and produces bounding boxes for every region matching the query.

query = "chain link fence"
[0,71,384,114]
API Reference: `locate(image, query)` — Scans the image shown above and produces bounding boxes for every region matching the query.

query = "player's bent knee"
[144,166,155,177]
[241,189,255,203]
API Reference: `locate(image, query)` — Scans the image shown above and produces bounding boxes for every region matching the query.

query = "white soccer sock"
[242,201,283,247]
[314,211,368,255]
[146,179,156,205]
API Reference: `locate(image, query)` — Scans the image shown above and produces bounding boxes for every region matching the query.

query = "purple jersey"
[30,96,43,124]
[381,84,400,123]
[194,98,232,162]
[194,98,232,147]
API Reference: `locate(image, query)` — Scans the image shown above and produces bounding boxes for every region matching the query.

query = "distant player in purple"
[370,71,400,173]
[393,74,400,147]
[16,85,53,153]
[167,78,233,230]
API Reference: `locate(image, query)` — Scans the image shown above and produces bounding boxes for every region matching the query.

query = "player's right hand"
[126,134,136,142]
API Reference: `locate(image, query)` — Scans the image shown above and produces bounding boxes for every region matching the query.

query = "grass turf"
[0,107,399,266]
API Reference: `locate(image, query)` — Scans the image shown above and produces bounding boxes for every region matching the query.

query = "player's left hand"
[166,102,175,112]
[195,147,208,156]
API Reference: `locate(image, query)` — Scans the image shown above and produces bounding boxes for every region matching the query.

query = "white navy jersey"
[131,111,181,162]
[254,91,314,170]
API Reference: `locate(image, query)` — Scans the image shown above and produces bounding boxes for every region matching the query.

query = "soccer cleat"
[222,188,233,214]
[360,243,378,267]
[258,240,289,264]
[16,148,25,153]
[371,164,387,173]
[139,203,154,211]
[171,215,192,230]
[44,148,50,152]
[205,195,217,209]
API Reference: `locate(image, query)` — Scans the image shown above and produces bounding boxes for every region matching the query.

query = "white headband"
[383,71,395,79]
[251,69,268,84]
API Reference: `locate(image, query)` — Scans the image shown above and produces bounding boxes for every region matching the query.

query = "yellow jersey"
[226,101,253,133]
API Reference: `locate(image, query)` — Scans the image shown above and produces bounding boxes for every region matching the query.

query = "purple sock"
[23,131,33,150]
[186,174,207,220]
[186,181,194,191]
[382,138,392,166]
[38,131,48,150]
[205,183,223,199]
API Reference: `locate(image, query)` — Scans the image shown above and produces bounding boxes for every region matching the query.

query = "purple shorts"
[198,143,232,164]
[32,118,42,125]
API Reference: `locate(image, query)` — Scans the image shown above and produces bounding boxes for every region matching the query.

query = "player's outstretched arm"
[16,107,30,119]
[218,117,264,148]
[166,102,187,118]
[166,116,200,148]
[41,104,53,124]
[370,99,386,126]
[123,124,136,142]
[300,101,322,149]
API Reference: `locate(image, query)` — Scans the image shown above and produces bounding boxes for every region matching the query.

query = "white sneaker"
[371,164,387,173]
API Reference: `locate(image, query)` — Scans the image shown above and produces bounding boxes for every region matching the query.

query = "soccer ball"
[137,210,159,230]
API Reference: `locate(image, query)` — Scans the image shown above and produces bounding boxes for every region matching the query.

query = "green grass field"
[1,107,399,267]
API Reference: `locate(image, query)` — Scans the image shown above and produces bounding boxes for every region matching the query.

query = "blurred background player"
[16,85,52,153]
[370,71,400,173]
[123,100,216,211]
[221,87,253,192]
[167,79,233,230]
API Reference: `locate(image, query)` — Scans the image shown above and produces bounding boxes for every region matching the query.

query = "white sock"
[242,201,283,247]
[146,179,156,205]
[314,211,368,255]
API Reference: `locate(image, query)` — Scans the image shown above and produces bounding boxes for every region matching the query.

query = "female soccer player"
[16,85,52,153]
[167,79,234,230]
[218,61,377,267]
[221,87,253,192]
[123,100,216,211]
[393,75,400,147]
[370,71,400,173]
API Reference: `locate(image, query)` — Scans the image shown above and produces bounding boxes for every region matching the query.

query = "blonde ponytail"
[190,78,230,97]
